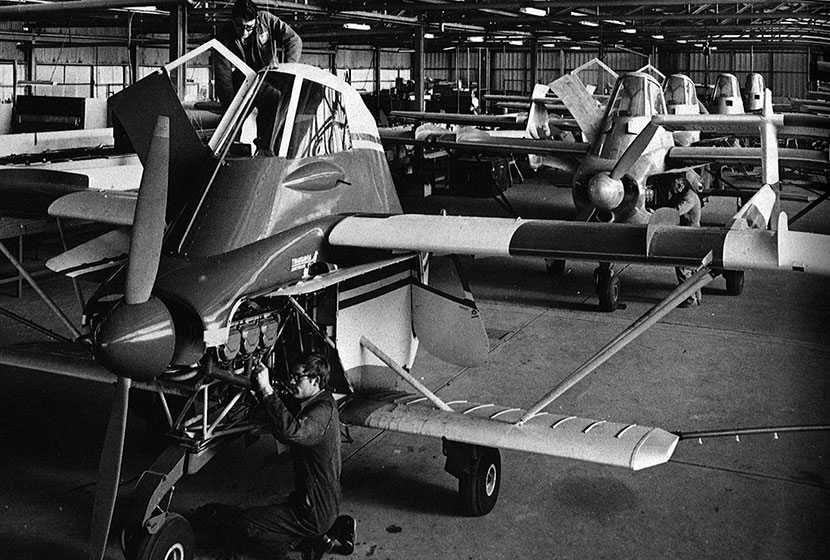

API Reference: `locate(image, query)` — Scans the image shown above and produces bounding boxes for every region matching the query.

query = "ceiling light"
[677,39,687,44]
[604,19,625,26]
[622,28,636,34]
[343,23,371,31]
[469,36,485,43]
[543,43,557,48]
[570,11,587,17]
[424,33,435,39]
[520,7,547,17]
[509,40,524,46]
[652,34,664,40]
[579,21,599,27]
[570,46,581,50]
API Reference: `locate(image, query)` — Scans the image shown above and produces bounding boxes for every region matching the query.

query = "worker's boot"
[329,515,356,555]
[300,534,334,560]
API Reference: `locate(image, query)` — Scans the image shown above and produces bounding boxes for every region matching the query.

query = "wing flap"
[341,393,677,470]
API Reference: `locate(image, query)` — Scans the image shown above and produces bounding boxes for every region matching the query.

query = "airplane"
[743,73,766,113]
[707,73,746,115]
[2,40,830,560]
[663,73,705,147]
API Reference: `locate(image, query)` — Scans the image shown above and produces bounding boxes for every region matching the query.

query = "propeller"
[89,116,175,560]
[610,120,660,181]
[586,121,661,216]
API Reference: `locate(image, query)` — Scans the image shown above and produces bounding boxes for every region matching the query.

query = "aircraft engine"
[93,296,176,382]
[588,172,625,212]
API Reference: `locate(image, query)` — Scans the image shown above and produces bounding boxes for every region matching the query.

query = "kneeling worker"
[192,351,355,560]
[668,175,703,307]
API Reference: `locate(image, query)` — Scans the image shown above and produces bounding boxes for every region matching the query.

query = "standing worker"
[215,0,302,107]
[191,352,355,560]
[215,0,302,148]
[667,175,703,307]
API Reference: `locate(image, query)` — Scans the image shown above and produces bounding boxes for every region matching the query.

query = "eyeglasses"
[288,374,316,385]
[235,20,256,32]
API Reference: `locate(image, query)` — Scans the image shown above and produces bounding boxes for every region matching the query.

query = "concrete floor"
[0,166,828,559]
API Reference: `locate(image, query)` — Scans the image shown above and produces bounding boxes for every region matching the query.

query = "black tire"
[458,447,501,517]
[723,270,744,296]
[123,513,194,560]
[545,259,566,277]
[595,268,620,312]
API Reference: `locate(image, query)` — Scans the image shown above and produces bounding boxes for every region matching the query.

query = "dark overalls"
[241,390,342,552]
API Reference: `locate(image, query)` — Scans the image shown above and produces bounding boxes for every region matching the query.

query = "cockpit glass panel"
[715,75,736,97]
[287,80,352,158]
[608,75,649,119]
[664,76,696,106]
[648,80,666,114]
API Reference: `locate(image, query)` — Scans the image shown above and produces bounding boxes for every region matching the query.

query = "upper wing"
[379,127,589,157]
[341,388,677,471]
[327,189,830,276]
[655,112,830,139]
[668,145,829,173]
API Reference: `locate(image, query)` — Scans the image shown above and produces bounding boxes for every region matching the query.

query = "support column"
[413,24,425,111]
[169,3,187,95]
[530,37,538,93]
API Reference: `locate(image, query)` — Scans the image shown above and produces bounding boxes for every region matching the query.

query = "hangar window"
[0,62,14,103]
[35,65,92,97]
[287,79,351,158]
[95,66,128,98]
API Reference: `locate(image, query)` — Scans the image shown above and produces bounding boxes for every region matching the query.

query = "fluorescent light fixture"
[469,36,485,43]
[570,45,581,50]
[694,43,704,47]
[604,19,625,26]
[622,28,636,34]
[570,11,587,17]
[443,46,456,51]
[520,6,547,17]
[677,39,687,44]
[424,33,435,39]
[579,20,599,27]
[509,40,524,46]
[652,34,664,39]
[343,23,370,31]
[542,43,557,48]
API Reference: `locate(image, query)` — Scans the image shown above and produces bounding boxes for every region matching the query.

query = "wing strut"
[360,336,453,412]
[517,255,715,426]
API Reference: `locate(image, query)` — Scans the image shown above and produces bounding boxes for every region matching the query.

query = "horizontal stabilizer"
[46,228,130,277]
[49,190,137,226]
[341,392,677,470]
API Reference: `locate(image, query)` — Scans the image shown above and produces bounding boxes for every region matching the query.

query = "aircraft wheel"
[723,270,744,296]
[545,259,566,277]
[458,447,501,517]
[595,267,620,312]
[122,513,194,560]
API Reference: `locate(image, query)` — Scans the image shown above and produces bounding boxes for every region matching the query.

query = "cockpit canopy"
[664,74,699,107]
[606,73,666,120]
[713,73,740,98]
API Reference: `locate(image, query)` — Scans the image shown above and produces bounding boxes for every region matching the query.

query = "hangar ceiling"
[0,0,827,52]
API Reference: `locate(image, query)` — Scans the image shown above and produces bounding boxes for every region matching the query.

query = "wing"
[327,187,830,275]
[379,127,589,158]
[340,387,677,471]
[668,145,829,173]
[655,112,830,139]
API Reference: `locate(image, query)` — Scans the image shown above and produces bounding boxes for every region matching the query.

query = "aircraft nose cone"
[588,173,625,211]
[94,297,175,382]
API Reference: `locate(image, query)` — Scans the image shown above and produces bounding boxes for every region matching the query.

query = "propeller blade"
[88,376,131,560]
[610,121,660,181]
[125,116,170,305]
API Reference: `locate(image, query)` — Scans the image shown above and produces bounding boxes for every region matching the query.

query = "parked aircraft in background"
[708,73,746,115]
[744,73,766,113]
[1,41,830,560]
[663,73,704,147]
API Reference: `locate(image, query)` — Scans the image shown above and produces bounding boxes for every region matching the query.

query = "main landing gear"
[120,447,195,560]
[721,270,745,296]
[594,262,620,312]
[443,439,502,516]
[545,259,620,312]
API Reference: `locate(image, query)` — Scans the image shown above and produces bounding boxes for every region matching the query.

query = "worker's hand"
[253,362,274,397]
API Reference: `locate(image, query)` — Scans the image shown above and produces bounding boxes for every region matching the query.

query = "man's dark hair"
[294,351,331,388]
[232,0,258,20]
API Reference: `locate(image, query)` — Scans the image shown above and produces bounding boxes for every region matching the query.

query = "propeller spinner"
[89,116,175,560]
